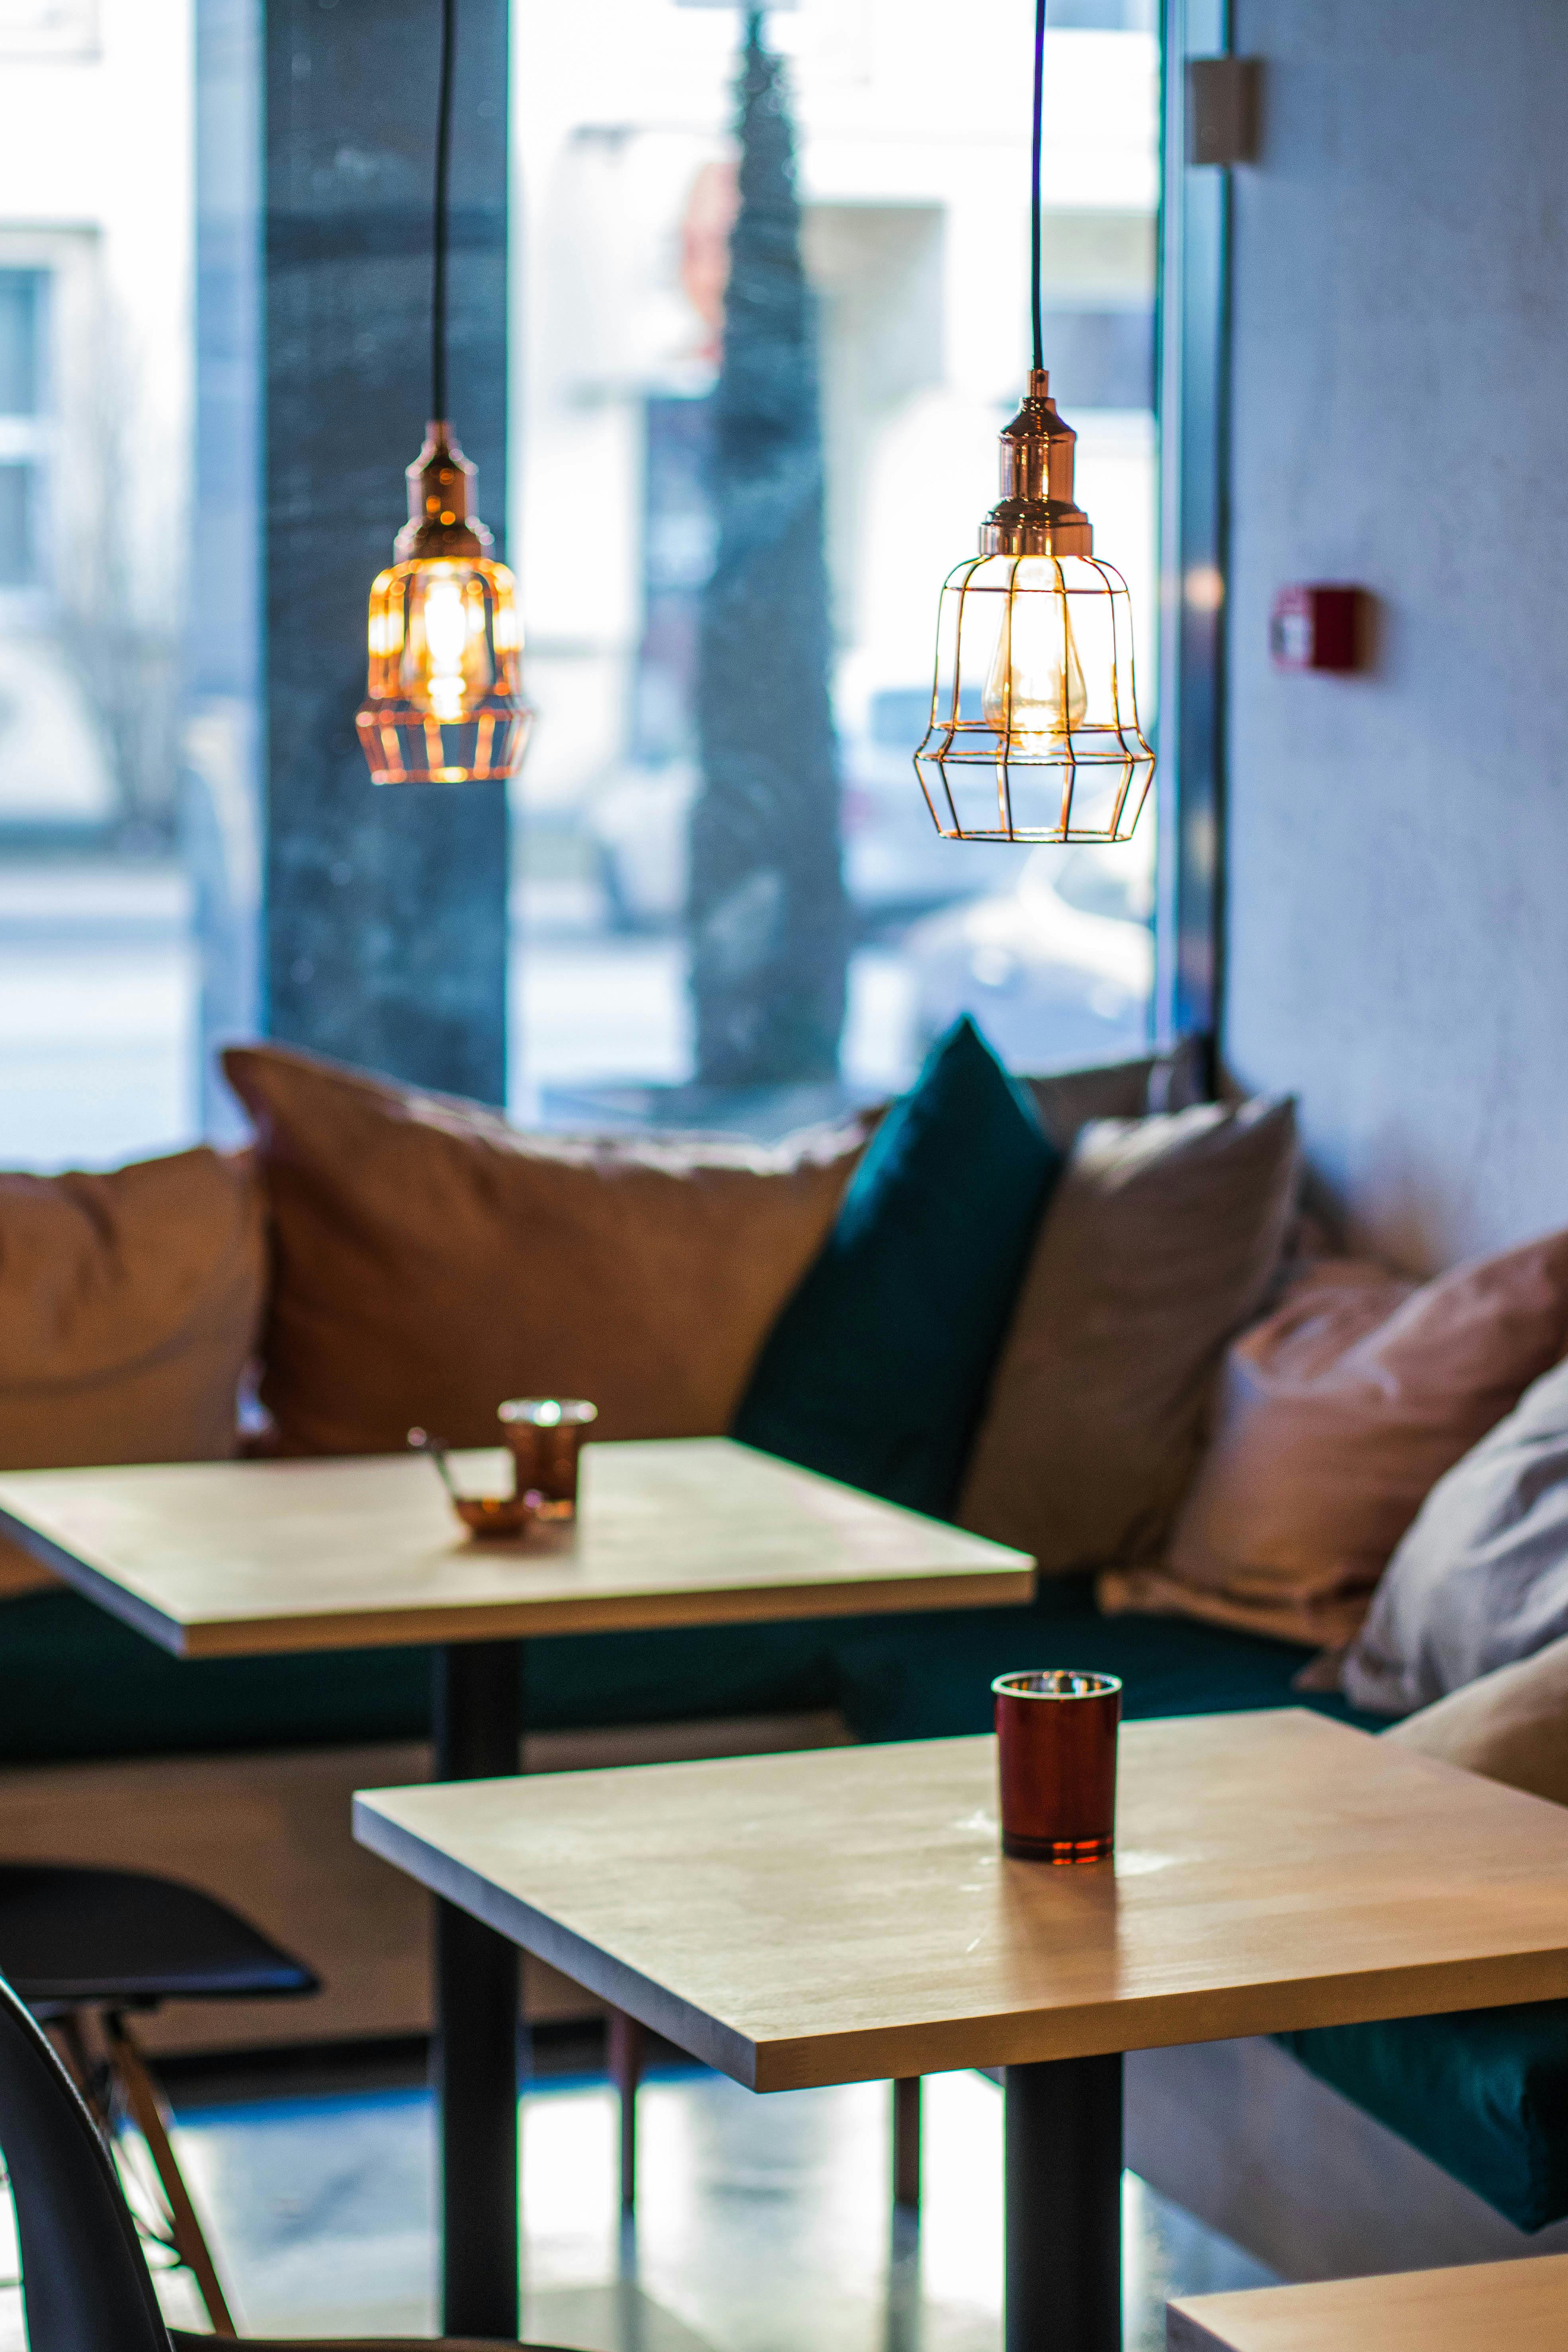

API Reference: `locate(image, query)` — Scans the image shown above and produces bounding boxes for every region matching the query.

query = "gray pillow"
[958,1094,1299,1577]
[1341,1354,1568,1716]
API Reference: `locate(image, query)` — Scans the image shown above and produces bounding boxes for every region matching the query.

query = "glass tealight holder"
[497,1399,598,1522]
[992,1670,1122,1863]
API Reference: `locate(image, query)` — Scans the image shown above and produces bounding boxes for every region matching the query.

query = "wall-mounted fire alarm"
[1269,585,1366,674]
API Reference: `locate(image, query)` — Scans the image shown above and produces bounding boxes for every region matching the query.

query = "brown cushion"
[223,1043,872,1458]
[957,1095,1299,1576]
[1107,1232,1568,1648]
[1022,1037,1208,1153]
[1386,1634,1568,1809]
[0,1149,265,1596]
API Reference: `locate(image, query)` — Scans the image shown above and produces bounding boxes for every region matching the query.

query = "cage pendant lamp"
[912,0,1152,844]
[355,0,531,786]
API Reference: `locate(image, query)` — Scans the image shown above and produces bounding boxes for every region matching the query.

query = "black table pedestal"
[1004,2051,1123,2352]
[433,1639,524,2339]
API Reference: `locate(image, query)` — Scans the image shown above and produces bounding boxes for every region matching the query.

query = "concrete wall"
[1223,0,1568,1274]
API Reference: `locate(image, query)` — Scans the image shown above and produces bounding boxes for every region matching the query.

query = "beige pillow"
[0,1149,265,1596]
[957,1095,1299,1575]
[1107,1232,1568,1649]
[223,1043,871,1458]
[1386,1635,1568,1809]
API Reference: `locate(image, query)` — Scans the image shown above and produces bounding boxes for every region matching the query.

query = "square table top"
[1166,2252,1568,2352]
[355,1708,1568,2093]
[0,1437,1033,1659]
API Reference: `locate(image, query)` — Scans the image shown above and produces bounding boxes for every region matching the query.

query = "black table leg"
[1004,2051,1122,2352]
[433,1638,524,2340]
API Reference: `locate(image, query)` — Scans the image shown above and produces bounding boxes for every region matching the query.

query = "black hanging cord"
[1031,0,1047,375]
[432,0,457,422]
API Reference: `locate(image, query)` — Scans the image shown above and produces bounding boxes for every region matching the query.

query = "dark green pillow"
[1276,2001,1568,2233]
[732,1016,1062,1518]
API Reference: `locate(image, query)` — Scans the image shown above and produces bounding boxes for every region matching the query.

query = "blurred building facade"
[509,0,1159,1111]
[0,0,192,847]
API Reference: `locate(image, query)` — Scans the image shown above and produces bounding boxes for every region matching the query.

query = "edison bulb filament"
[982,560,1089,746]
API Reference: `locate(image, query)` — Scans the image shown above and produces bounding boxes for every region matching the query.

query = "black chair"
[0,1961,567,2352]
[0,1865,319,2335]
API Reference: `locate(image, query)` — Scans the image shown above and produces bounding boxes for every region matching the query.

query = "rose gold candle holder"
[497,1398,598,1522]
[451,1492,536,1539]
[992,1670,1122,1863]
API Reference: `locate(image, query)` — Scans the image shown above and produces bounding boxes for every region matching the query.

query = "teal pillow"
[732,1016,1063,1518]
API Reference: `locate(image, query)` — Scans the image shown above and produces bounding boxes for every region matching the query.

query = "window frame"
[1154,0,1231,1064]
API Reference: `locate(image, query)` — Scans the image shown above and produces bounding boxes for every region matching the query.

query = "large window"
[0,268,47,588]
[0,0,1159,1172]
[508,0,1160,1131]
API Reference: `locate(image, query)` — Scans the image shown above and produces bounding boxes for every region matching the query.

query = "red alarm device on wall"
[1269,584,1364,672]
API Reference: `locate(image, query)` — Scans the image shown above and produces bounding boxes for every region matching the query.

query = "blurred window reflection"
[0,269,44,586]
[509,0,1161,1135]
[0,2,195,1172]
[0,0,1160,1174]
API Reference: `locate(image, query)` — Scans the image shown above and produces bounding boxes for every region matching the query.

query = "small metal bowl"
[451,1494,537,1540]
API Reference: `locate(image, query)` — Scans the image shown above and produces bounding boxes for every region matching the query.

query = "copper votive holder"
[992,1670,1122,1863]
[408,1426,537,1541]
[451,1492,536,1539]
[497,1398,598,1522]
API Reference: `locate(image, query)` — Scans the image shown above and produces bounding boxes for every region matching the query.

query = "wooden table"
[1167,2251,1568,2350]
[355,1709,1568,2352]
[0,1436,1033,2338]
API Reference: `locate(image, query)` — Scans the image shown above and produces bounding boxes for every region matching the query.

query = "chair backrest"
[0,1972,171,2352]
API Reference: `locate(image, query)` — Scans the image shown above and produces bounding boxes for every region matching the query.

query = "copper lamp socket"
[978,368,1093,559]
[395,421,490,562]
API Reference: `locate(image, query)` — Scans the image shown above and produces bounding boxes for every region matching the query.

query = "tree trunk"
[689,10,849,1088]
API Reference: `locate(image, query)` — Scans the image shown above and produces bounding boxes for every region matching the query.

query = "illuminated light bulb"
[416,570,472,722]
[981,562,1088,745]
[356,424,532,785]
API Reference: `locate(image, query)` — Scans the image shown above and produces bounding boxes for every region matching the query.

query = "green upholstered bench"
[0,1569,1362,1768]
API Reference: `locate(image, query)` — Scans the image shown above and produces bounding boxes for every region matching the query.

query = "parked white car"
[588,698,1030,930]
[904,840,1156,1071]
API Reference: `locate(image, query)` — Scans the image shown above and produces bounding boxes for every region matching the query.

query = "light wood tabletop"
[355,1708,1568,2092]
[1167,2251,1568,2350]
[0,1437,1033,1658]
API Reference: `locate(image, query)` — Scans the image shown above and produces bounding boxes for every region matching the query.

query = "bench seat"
[0,1569,1353,1765]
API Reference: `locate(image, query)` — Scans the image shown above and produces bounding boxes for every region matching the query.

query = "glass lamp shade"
[356,422,533,785]
[914,552,1154,842]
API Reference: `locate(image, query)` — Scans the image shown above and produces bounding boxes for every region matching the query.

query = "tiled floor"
[0,2057,1274,2352]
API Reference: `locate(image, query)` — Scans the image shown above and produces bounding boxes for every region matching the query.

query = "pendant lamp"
[913,0,1154,843]
[356,0,531,786]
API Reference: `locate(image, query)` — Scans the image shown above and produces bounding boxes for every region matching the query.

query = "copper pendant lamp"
[356,0,532,786]
[913,0,1154,844]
